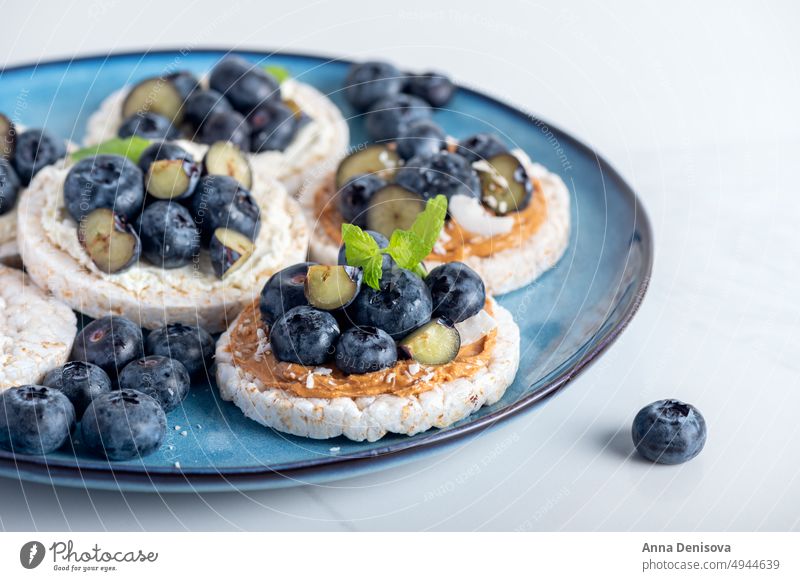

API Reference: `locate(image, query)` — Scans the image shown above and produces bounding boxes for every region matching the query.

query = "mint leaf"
[71,136,151,164]
[362,254,384,290]
[410,194,447,258]
[341,223,383,289]
[263,65,290,84]
[385,229,425,270]
[340,195,448,289]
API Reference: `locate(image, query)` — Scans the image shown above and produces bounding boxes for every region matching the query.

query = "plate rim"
[0,47,654,489]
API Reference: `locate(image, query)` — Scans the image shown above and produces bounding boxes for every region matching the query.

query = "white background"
[1,0,798,531]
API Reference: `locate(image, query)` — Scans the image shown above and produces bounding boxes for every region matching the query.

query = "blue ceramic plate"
[0,49,652,492]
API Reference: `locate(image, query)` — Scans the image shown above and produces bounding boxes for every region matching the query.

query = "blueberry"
[137,142,194,175]
[364,94,432,142]
[0,386,75,455]
[139,142,200,200]
[118,356,190,413]
[145,323,215,377]
[182,89,233,132]
[166,70,201,101]
[337,174,387,228]
[632,399,707,465]
[425,262,485,323]
[334,326,397,375]
[118,112,180,141]
[259,262,316,327]
[456,133,508,163]
[71,316,144,380]
[0,158,20,215]
[248,101,298,153]
[80,389,166,461]
[191,175,261,242]
[396,119,447,161]
[42,361,113,417]
[405,72,456,108]
[12,129,66,186]
[270,305,340,366]
[63,154,145,222]
[344,61,404,111]
[395,150,480,201]
[137,201,200,268]
[349,266,432,340]
[197,110,250,151]
[209,56,281,114]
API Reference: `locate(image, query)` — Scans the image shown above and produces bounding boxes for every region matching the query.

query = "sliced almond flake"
[313,367,333,376]
[408,362,421,375]
[305,373,315,388]
[385,372,396,383]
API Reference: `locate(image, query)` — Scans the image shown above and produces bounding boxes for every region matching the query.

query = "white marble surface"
[1,0,799,531]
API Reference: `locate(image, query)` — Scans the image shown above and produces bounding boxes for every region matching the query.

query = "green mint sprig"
[341,194,447,290]
[71,136,152,164]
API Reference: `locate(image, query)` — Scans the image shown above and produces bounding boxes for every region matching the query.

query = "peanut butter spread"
[314,176,548,262]
[227,302,498,399]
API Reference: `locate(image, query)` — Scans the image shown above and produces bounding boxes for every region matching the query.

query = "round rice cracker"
[215,299,520,442]
[0,265,77,390]
[85,79,350,198]
[300,158,571,296]
[16,167,309,334]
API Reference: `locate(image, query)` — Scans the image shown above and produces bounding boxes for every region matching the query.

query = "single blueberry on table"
[632,399,707,465]
[70,315,144,380]
[42,361,113,417]
[344,61,405,111]
[81,389,166,461]
[145,323,215,377]
[138,201,201,269]
[270,305,340,366]
[63,154,145,222]
[118,355,190,413]
[118,112,180,141]
[364,93,432,142]
[259,262,316,328]
[425,262,486,324]
[0,385,75,455]
[334,326,397,375]
[12,129,66,186]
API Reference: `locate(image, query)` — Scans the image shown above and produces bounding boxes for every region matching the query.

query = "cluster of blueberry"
[0,318,214,461]
[259,253,486,374]
[336,61,533,238]
[65,140,259,276]
[0,115,66,215]
[118,57,307,153]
